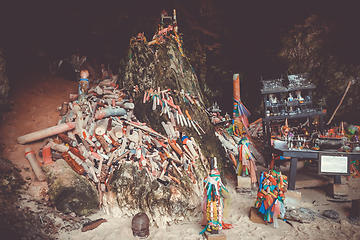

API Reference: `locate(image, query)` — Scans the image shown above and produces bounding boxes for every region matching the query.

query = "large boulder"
[122,40,225,176]
[105,163,203,228]
[42,159,99,216]
[104,36,227,227]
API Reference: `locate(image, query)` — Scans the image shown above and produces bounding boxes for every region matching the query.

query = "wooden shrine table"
[266,146,360,190]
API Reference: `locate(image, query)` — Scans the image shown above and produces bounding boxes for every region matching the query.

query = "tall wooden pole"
[233,73,241,122]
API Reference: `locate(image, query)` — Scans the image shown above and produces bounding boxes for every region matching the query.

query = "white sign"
[319,155,348,174]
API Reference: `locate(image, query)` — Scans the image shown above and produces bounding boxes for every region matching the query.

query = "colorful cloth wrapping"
[233,98,250,135]
[254,170,288,227]
[237,138,257,182]
[239,139,252,167]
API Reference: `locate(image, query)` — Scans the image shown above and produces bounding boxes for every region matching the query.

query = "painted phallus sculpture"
[295,90,304,102]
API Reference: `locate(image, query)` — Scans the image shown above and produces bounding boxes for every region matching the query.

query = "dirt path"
[0,71,85,239]
[0,71,78,180]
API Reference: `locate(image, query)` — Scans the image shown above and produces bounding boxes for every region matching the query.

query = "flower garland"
[200,158,232,234]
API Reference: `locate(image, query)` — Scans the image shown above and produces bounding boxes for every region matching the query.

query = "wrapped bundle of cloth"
[254,169,288,228]
[237,137,257,183]
[214,123,257,186]
[200,158,232,234]
[208,99,258,187]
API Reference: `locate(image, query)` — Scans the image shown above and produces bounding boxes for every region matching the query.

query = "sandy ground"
[1,71,360,240]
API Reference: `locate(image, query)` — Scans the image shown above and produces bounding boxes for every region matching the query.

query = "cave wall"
[278,14,360,125]
[0,49,11,122]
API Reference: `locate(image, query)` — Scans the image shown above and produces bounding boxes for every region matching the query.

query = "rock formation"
[104,26,227,228]
[42,159,99,216]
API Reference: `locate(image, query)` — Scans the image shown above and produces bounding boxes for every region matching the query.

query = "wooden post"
[233,74,241,122]
[18,122,76,144]
[25,147,46,181]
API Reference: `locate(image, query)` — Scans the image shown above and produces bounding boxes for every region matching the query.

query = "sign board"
[318,153,349,175]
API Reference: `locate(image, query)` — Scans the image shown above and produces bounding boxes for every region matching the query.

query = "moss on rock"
[42,159,99,216]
